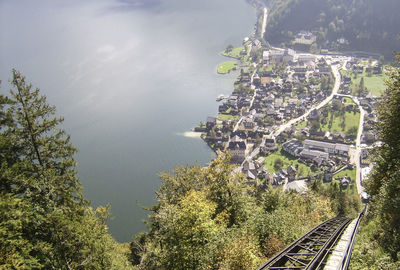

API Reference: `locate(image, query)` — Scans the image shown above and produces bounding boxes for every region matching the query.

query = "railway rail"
[257,213,364,270]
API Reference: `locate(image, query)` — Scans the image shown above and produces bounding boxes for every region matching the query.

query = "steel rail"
[307,218,352,269]
[342,208,365,269]
[257,216,352,270]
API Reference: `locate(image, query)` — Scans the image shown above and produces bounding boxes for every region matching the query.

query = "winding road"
[246,63,341,161]
[246,61,366,194]
[260,7,267,39]
[273,64,341,137]
[233,7,268,133]
[236,9,366,195]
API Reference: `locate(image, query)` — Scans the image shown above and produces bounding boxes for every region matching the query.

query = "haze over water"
[0,0,256,242]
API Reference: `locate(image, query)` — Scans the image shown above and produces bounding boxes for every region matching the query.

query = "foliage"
[310,180,361,218]
[225,44,234,53]
[350,218,400,269]
[0,70,133,269]
[364,56,400,260]
[131,149,359,269]
[265,0,400,59]
[350,56,400,268]
[263,147,311,177]
[335,169,356,182]
[221,46,246,59]
[316,99,360,138]
[273,157,283,171]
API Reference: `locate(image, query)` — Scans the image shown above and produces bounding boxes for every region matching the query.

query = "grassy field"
[295,120,308,129]
[320,110,360,134]
[221,46,245,59]
[352,74,387,96]
[223,107,232,114]
[258,65,273,73]
[296,101,360,137]
[341,97,354,105]
[263,146,312,177]
[341,69,387,97]
[217,114,238,122]
[335,169,357,181]
[217,61,237,74]
[318,100,360,135]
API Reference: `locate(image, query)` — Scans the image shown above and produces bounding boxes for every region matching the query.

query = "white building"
[303,139,349,156]
[294,31,316,45]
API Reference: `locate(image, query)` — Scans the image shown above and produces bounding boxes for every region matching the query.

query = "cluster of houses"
[204,48,339,162]
[200,37,382,191]
[290,57,332,80]
[344,58,383,74]
[282,139,349,166]
[241,156,299,186]
[341,59,383,96]
[237,135,352,187]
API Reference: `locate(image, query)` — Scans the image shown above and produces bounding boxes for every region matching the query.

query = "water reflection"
[0,0,255,242]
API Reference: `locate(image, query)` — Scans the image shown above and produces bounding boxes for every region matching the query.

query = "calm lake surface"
[0,0,256,242]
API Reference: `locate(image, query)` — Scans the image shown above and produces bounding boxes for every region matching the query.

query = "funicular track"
[257,216,353,270]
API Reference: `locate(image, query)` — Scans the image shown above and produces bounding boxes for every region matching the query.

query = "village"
[198,33,383,196]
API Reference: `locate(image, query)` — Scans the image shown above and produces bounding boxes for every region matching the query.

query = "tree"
[320,76,329,91]
[136,152,259,269]
[225,44,234,53]
[144,190,223,270]
[310,120,320,132]
[3,69,84,210]
[310,43,319,54]
[358,77,365,97]
[365,56,400,259]
[332,99,343,113]
[0,194,40,269]
[379,55,385,65]
[133,147,360,269]
[0,70,133,269]
[274,158,283,171]
[218,232,262,270]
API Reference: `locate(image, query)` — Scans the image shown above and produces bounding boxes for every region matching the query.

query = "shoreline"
[195,4,378,196]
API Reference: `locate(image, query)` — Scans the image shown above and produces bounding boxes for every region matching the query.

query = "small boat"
[216,94,225,101]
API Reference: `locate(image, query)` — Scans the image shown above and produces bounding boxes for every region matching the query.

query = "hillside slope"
[265,0,400,59]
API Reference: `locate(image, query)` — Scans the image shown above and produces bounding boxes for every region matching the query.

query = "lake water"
[0,0,256,242]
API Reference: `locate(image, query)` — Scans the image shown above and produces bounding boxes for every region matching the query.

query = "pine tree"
[358,77,365,97]
[0,70,133,269]
[4,69,85,210]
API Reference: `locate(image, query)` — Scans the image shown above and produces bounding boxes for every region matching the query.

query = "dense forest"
[265,0,400,60]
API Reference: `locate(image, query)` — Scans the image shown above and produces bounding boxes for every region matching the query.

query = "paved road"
[233,8,268,134]
[260,8,267,39]
[233,67,258,133]
[233,17,366,195]
[245,64,341,161]
[272,64,341,137]
[246,65,341,159]
[334,93,366,194]
[351,97,366,194]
